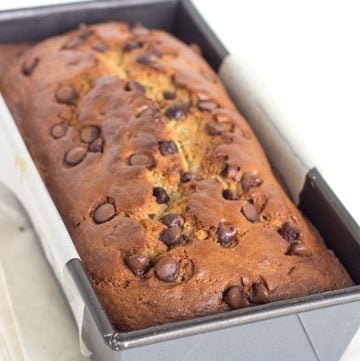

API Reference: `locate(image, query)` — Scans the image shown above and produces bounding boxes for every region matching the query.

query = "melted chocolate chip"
[205,121,223,136]
[123,40,142,52]
[153,187,170,204]
[89,138,104,153]
[252,282,270,304]
[288,242,312,257]
[80,125,100,143]
[221,164,242,181]
[180,171,200,183]
[222,189,239,201]
[50,123,67,139]
[198,100,218,112]
[280,222,302,243]
[128,152,155,169]
[216,222,238,245]
[56,85,77,105]
[165,104,187,120]
[160,214,184,229]
[160,225,182,247]
[92,43,108,52]
[136,54,155,65]
[22,57,39,76]
[64,147,87,166]
[159,140,178,155]
[241,173,263,191]
[93,202,116,224]
[163,91,176,100]
[223,285,249,309]
[155,257,180,282]
[242,203,260,223]
[124,255,151,276]
[125,80,146,93]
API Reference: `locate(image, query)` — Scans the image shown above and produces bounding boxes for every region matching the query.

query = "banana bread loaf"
[0,22,353,331]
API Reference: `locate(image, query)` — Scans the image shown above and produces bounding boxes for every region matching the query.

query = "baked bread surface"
[0,23,353,331]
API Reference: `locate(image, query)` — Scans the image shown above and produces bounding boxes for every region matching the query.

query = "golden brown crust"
[0,22,353,331]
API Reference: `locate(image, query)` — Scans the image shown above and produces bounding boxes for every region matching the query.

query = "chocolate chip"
[92,43,108,52]
[241,173,262,191]
[160,214,184,229]
[221,164,242,181]
[128,152,155,169]
[22,57,39,76]
[280,222,302,243]
[222,189,239,201]
[242,203,260,223]
[131,24,150,36]
[80,125,100,143]
[50,123,67,139]
[155,257,180,282]
[160,225,182,247]
[198,100,218,112]
[93,202,116,224]
[56,85,77,105]
[125,80,146,93]
[89,138,104,153]
[153,187,170,204]
[123,40,141,52]
[223,285,249,309]
[165,104,187,120]
[216,222,237,245]
[124,254,151,276]
[205,121,223,136]
[159,140,178,155]
[163,91,176,100]
[288,242,312,257]
[252,282,270,304]
[64,147,87,166]
[136,54,155,65]
[180,171,200,183]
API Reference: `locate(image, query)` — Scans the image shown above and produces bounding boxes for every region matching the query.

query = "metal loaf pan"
[0,1,360,360]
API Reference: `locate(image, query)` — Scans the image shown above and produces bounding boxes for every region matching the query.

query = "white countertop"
[0,1,359,360]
